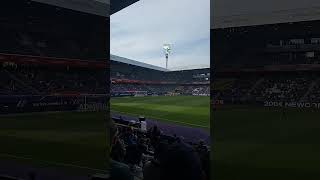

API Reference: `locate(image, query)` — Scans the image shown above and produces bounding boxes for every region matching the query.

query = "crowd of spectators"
[3,60,320,104]
[252,77,310,102]
[111,83,176,95]
[1,62,210,97]
[213,77,258,102]
[111,61,210,84]
[213,74,320,103]
[0,63,106,95]
[111,83,209,96]
[110,120,210,180]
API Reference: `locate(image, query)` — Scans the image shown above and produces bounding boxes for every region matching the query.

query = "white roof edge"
[110,54,169,72]
[169,66,210,71]
[212,6,320,29]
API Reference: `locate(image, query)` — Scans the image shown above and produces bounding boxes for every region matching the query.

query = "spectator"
[110,120,134,180]
[143,141,205,180]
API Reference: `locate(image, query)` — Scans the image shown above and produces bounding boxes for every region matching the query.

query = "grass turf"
[0,95,209,174]
[110,96,210,128]
[0,111,109,173]
[212,107,320,179]
[4,96,319,179]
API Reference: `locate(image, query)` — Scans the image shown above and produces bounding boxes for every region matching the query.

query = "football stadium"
[109,55,210,180]
[0,33,211,180]
[1,0,211,179]
[212,2,320,179]
[110,54,210,130]
[109,0,211,179]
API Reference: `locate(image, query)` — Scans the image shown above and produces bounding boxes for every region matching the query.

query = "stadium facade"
[211,0,320,109]
[110,54,210,97]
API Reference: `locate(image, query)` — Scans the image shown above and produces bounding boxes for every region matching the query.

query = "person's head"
[109,120,118,144]
[109,120,126,161]
[124,144,142,165]
[144,141,204,180]
[143,160,162,180]
[28,171,36,180]
[199,140,205,146]
[152,125,158,132]
[138,137,145,145]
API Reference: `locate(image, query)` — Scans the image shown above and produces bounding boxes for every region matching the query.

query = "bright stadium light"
[163,44,171,69]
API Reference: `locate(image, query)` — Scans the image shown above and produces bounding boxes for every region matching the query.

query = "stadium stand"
[0,0,108,114]
[0,59,105,95]
[1,55,209,98]
[212,72,320,106]
[212,20,320,109]
[110,56,210,98]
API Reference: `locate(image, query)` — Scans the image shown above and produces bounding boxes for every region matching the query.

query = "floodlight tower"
[163,44,171,69]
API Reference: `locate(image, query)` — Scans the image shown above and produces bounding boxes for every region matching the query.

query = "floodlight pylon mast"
[163,44,171,69]
[165,53,168,69]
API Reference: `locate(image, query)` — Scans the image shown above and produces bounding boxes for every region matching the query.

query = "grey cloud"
[111,0,210,70]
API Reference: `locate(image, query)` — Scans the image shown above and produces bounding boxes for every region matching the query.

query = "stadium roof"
[212,0,320,29]
[32,0,139,16]
[110,55,210,72]
[111,54,169,72]
[110,0,140,15]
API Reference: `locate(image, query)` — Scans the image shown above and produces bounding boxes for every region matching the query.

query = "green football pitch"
[2,95,320,179]
[111,96,210,128]
[0,96,210,173]
[213,107,320,179]
[0,111,109,174]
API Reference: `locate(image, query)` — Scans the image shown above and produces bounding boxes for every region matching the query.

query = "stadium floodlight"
[163,44,171,69]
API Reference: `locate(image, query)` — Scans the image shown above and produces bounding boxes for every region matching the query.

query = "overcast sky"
[111,0,210,70]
